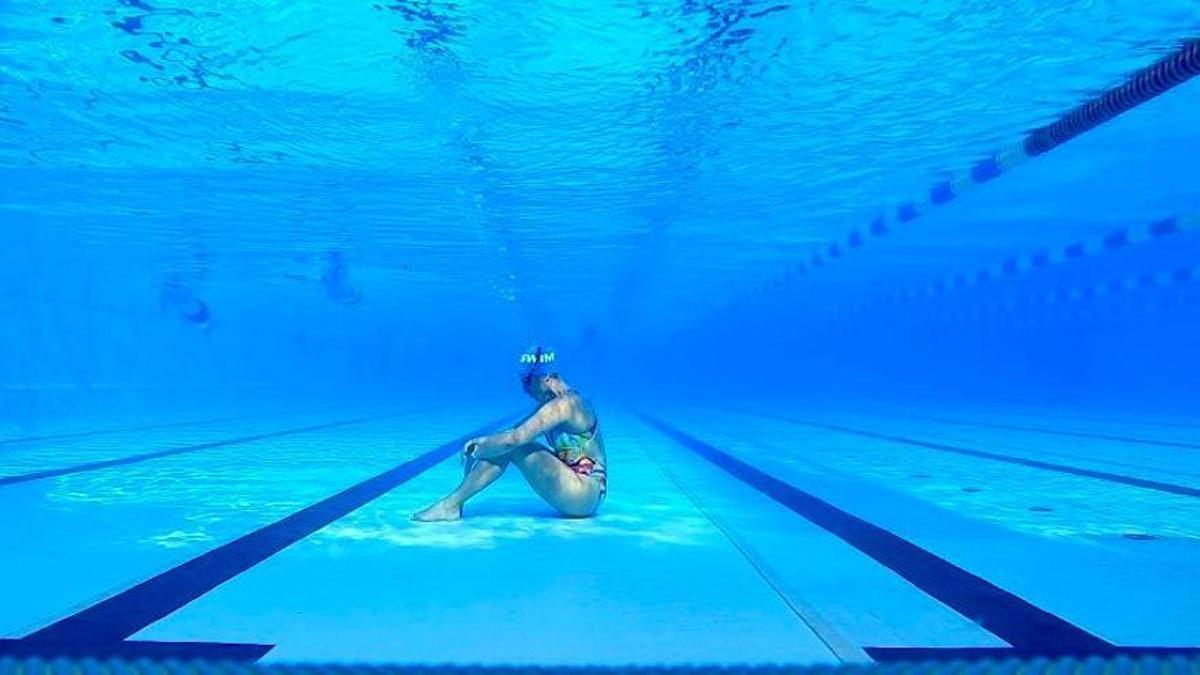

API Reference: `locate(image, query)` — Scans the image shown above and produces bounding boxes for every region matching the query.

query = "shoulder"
[563,392,598,425]
[537,396,574,419]
[540,393,593,423]
[562,391,593,415]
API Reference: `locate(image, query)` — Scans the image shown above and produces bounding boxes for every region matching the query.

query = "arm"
[471,398,571,457]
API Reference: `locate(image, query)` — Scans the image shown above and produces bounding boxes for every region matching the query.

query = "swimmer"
[321,250,364,305]
[159,280,211,329]
[413,347,607,521]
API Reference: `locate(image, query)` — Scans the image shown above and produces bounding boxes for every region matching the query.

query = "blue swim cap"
[519,346,556,387]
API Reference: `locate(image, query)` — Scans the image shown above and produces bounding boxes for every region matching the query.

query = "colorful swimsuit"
[548,419,607,500]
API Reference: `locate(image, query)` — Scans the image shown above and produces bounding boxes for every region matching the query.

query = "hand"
[460,437,480,472]
[462,436,487,459]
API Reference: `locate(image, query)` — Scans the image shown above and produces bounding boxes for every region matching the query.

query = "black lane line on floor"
[639,414,1112,656]
[643,439,869,663]
[0,415,241,447]
[885,411,1200,451]
[0,639,272,661]
[1,414,513,660]
[745,413,1200,499]
[866,646,1200,662]
[0,414,398,488]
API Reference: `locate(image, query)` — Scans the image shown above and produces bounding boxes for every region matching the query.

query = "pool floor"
[1,404,1198,665]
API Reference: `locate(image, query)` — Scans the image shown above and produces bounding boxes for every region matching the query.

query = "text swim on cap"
[519,346,556,366]
[519,346,556,387]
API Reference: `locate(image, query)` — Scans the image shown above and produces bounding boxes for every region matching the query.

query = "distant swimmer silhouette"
[321,250,363,305]
[159,280,211,329]
[413,347,607,522]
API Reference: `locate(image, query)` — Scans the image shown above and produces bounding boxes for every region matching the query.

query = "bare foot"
[412,498,462,522]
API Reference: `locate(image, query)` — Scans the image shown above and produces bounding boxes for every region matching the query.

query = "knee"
[479,456,507,472]
[508,443,544,466]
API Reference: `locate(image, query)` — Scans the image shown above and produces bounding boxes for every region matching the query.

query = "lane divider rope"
[918,260,1199,328]
[842,213,1198,319]
[744,38,1200,300]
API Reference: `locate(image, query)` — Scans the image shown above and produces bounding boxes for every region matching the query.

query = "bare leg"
[412,455,510,522]
[412,443,603,522]
[508,444,603,518]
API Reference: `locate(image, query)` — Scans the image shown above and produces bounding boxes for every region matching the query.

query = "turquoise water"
[1,1,1199,666]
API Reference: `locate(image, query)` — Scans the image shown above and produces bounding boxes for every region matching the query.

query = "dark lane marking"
[0,639,271,661]
[641,429,868,663]
[0,414,398,487]
[743,412,1200,499]
[640,414,1112,656]
[4,414,512,658]
[865,646,1200,662]
[882,411,1200,451]
[0,415,242,448]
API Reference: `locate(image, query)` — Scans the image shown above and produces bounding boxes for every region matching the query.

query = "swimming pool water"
[1,0,1199,667]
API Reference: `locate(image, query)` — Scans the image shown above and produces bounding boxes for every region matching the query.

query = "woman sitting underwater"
[413,348,607,522]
